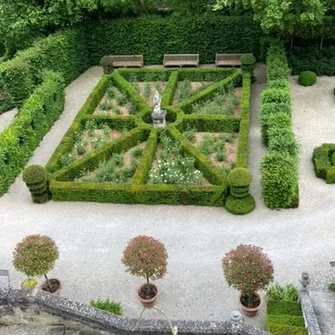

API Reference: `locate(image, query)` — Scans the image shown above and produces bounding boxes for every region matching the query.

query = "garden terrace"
[46,68,252,207]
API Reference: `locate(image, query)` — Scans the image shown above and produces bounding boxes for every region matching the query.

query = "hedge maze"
[46,69,252,208]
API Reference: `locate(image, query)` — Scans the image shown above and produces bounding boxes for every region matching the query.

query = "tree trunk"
[290,35,294,53]
[320,36,324,50]
[44,273,52,291]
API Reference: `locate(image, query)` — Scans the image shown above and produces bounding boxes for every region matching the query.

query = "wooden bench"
[163,54,199,68]
[110,55,143,68]
[216,54,252,67]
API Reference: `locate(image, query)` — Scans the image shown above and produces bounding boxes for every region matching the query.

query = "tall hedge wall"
[84,15,264,65]
[0,27,89,111]
[0,72,65,195]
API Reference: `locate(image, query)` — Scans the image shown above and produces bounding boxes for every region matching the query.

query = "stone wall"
[0,288,269,335]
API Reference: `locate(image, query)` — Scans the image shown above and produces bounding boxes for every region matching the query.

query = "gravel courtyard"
[0,66,334,329]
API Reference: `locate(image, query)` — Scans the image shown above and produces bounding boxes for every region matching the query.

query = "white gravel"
[0,67,334,330]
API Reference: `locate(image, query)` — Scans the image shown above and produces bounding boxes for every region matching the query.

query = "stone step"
[47,325,65,334]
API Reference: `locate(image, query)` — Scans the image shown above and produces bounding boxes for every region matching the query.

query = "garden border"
[312,144,335,184]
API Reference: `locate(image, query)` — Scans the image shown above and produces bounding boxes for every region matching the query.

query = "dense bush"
[85,15,264,66]
[22,165,49,203]
[312,144,335,183]
[298,71,317,87]
[267,284,307,335]
[0,28,89,111]
[261,153,298,209]
[227,168,252,187]
[288,46,335,76]
[260,41,299,209]
[0,72,65,196]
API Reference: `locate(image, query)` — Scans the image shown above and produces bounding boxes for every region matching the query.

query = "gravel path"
[0,108,18,132]
[0,67,334,331]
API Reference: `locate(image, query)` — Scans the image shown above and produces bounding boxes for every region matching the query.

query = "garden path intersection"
[0,66,334,330]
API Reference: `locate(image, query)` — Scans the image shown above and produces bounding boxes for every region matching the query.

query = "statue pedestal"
[152,110,167,128]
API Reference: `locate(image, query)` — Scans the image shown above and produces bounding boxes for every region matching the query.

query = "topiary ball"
[22,165,47,184]
[227,168,253,187]
[240,54,256,66]
[298,71,317,87]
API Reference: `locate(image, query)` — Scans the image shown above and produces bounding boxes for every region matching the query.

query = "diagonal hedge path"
[0,65,334,330]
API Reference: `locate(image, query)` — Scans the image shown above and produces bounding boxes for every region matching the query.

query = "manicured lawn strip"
[51,128,148,182]
[46,75,110,174]
[236,72,251,168]
[176,71,241,113]
[0,72,65,195]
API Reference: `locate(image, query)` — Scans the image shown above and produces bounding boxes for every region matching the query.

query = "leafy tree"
[13,235,59,290]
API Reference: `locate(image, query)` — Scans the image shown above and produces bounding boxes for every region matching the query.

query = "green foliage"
[268,128,299,157]
[13,235,59,279]
[227,168,252,187]
[21,278,38,290]
[289,46,335,76]
[328,282,335,292]
[122,235,168,282]
[312,144,335,183]
[261,88,291,105]
[0,72,65,196]
[267,300,303,317]
[222,244,274,301]
[225,194,255,215]
[86,15,264,66]
[22,165,47,184]
[298,71,317,87]
[267,323,307,335]
[267,283,299,303]
[0,28,89,110]
[261,153,298,209]
[90,299,123,316]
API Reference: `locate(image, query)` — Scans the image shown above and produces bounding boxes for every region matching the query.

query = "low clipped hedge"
[260,40,299,209]
[47,68,252,209]
[0,72,65,195]
[312,143,335,184]
[0,27,89,112]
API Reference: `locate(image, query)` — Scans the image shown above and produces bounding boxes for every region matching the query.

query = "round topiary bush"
[100,56,114,75]
[227,168,252,187]
[22,165,46,184]
[298,71,317,87]
[225,194,256,215]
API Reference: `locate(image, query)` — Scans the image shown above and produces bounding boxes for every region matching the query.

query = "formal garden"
[0,0,335,334]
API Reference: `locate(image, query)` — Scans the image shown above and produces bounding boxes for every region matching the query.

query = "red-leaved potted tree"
[13,235,60,294]
[122,235,168,308]
[222,244,274,317]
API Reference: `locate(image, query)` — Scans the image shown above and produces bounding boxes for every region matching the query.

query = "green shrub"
[225,194,255,215]
[0,72,65,196]
[267,315,305,327]
[86,15,264,66]
[240,54,256,74]
[261,88,291,105]
[22,165,47,185]
[267,300,303,316]
[328,282,335,292]
[268,128,299,157]
[267,283,299,303]
[261,153,298,209]
[90,299,123,316]
[312,144,335,183]
[267,79,290,90]
[227,167,252,187]
[262,112,292,146]
[298,71,317,87]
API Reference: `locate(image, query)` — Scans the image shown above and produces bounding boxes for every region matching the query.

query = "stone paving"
[0,108,18,132]
[0,66,335,332]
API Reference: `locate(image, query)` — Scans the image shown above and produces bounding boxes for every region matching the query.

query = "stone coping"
[0,288,269,335]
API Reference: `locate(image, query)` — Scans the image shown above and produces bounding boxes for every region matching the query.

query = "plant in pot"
[122,235,168,308]
[222,244,274,317]
[13,235,60,294]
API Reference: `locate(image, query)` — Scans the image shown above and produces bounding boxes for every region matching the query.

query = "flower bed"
[46,69,252,209]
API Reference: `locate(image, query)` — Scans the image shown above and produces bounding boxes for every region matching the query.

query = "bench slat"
[164,54,199,67]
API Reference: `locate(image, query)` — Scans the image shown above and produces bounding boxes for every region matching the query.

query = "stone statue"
[151,90,166,128]
[230,311,244,334]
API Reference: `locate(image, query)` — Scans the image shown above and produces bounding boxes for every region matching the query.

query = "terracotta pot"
[136,283,158,308]
[41,278,61,295]
[239,293,261,317]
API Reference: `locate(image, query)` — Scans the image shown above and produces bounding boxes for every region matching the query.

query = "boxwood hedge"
[312,143,335,184]
[47,68,253,209]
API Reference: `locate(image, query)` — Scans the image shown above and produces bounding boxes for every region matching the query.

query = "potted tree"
[13,235,60,294]
[222,244,274,317]
[122,235,168,308]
